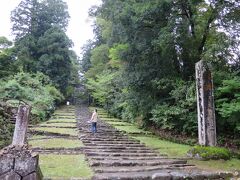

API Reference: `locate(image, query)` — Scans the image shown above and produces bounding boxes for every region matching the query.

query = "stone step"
[93,164,196,173]
[83,143,146,148]
[89,159,187,167]
[80,134,127,138]
[80,137,134,141]
[78,132,124,136]
[45,122,76,124]
[85,152,161,157]
[80,136,131,140]
[82,140,142,145]
[83,146,154,151]
[93,169,227,180]
[81,139,141,143]
[88,156,169,161]
[84,149,156,154]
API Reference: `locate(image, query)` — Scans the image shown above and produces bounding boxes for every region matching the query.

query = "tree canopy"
[81,0,240,141]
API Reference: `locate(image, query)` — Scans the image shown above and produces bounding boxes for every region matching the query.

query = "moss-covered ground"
[189,159,240,172]
[46,119,76,123]
[93,106,240,172]
[39,122,77,127]
[39,154,93,179]
[134,136,191,157]
[32,127,78,136]
[29,137,83,148]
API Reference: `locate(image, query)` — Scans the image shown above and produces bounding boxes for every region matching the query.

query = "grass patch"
[134,136,191,158]
[189,158,240,172]
[31,127,77,136]
[115,125,147,134]
[47,119,76,123]
[102,117,122,121]
[107,121,133,126]
[29,138,83,148]
[28,135,47,140]
[39,154,93,179]
[40,122,77,127]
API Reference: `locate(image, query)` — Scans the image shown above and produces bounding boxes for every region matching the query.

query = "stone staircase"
[77,106,229,180]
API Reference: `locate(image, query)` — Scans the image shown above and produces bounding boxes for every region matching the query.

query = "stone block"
[0,156,14,175]
[0,171,21,180]
[14,155,39,177]
[22,172,37,180]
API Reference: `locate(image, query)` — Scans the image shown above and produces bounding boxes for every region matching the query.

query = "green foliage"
[0,72,64,123]
[0,36,12,49]
[215,75,240,137]
[37,26,72,92]
[0,115,14,146]
[150,80,197,135]
[0,37,17,78]
[86,70,119,105]
[188,146,231,160]
[11,0,77,94]
[82,0,240,144]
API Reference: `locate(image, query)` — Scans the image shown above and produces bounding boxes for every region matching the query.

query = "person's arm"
[90,112,95,121]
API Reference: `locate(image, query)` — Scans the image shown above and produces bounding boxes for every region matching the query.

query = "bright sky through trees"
[0,0,101,56]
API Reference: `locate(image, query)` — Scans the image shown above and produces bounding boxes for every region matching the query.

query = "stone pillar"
[195,60,217,146]
[12,105,31,146]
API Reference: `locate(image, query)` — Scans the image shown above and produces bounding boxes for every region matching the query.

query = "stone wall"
[0,145,42,180]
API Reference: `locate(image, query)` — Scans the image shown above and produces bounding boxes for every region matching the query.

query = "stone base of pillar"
[0,145,42,180]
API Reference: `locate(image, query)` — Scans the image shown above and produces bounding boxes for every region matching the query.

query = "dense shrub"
[0,115,14,147]
[188,146,231,160]
[150,80,197,136]
[215,75,240,138]
[0,72,64,123]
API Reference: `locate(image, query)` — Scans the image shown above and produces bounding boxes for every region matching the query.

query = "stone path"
[77,106,230,180]
[27,106,93,179]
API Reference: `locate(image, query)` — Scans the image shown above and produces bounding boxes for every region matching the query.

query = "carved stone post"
[12,105,31,146]
[195,60,217,146]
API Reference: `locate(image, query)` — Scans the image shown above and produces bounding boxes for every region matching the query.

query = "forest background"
[81,0,240,148]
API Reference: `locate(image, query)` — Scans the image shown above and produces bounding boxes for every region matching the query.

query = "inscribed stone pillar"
[12,105,31,146]
[195,60,216,146]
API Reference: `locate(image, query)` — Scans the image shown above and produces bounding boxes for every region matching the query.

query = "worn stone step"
[52,116,75,119]
[93,164,196,173]
[81,139,141,144]
[93,169,228,180]
[83,146,154,151]
[88,156,169,161]
[80,134,129,138]
[85,152,161,157]
[83,143,146,147]
[84,148,156,154]
[85,148,158,154]
[82,140,142,145]
[80,137,134,141]
[89,159,187,167]
[80,136,131,141]
[78,132,124,136]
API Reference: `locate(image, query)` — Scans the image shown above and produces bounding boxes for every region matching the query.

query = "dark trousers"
[91,122,97,133]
